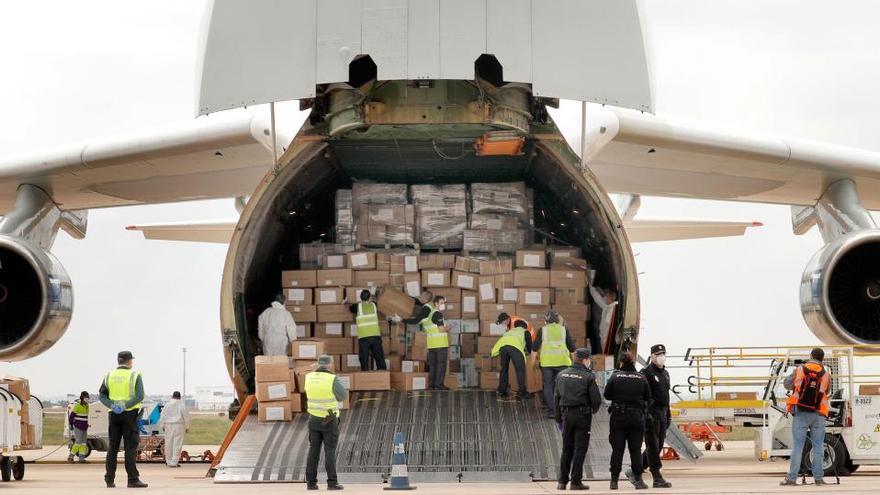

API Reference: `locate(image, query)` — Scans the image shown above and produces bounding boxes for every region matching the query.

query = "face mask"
[654,354,666,367]
[438,303,446,311]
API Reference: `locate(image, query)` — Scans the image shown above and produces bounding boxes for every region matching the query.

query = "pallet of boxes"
[0,375,35,448]
[274,181,598,397]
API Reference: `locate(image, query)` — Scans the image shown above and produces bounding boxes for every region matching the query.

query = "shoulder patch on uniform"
[654,376,659,382]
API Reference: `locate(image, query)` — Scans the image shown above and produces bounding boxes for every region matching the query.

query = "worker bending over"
[781,347,830,486]
[492,312,532,400]
[533,310,576,418]
[257,292,297,356]
[68,391,90,463]
[604,352,650,490]
[554,348,602,491]
[349,290,386,371]
[99,350,147,488]
[160,391,190,468]
[304,355,348,491]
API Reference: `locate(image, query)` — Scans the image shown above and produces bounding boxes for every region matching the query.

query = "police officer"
[99,351,147,488]
[604,352,651,490]
[554,348,602,491]
[304,355,348,491]
[630,343,673,488]
[350,290,387,371]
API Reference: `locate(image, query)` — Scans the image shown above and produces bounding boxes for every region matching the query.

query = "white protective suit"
[258,301,298,356]
[160,398,190,467]
[589,284,618,354]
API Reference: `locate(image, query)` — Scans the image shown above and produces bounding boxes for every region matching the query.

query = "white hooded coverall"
[589,284,618,354]
[258,301,298,356]
[160,398,190,466]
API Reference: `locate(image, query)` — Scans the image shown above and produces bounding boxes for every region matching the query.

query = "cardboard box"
[478,278,496,303]
[508,359,543,393]
[419,254,456,269]
[477,355,498,371]
[858,384,880,395]
[355,270,390,288]
[390,372,429,391]
[549,248,582,261]
[479,259,513,275]
[287,304,317,323]
[553,303,589,322]
[480,372,500,390]
[0,375,30,402]
[444,374,460,390]
[554,288,586,305]
[479,303,516,321]
[290,393,304,412]
[321,337,354,355]
[460,334,477,358]
[345,287,375,302]
[295,323,313,339]
[391,254,419,273]
[516,304,551,322]
[290,340,326,361]
[461,319,480,334]
[430,288,461,302]
[550,255,589,271]
[550,269,587,289]
[590,354,615,371]
[409,332,427,361]
[715,391,758,400]
[498,287,519,303]
[378,287,416,319]
[256,381,292,402]
[518,288,551,305]
[286,288,313,305]
[315,322,346,338]
[255,355,290,382]
[452,271,478,290]
[282,270,317,288]
[401,360,424,373]
[385,355,402,371]
[318,304,355,323]
[317,269,354,287]
[566,320,587,338]
[320,254,348,269]
[516,250,546,268]
[422,270,451,288]
[461,291,479,318]
[341,354,362,372]
[259,400,292,422]
[454,256,481,273]
[493,273,515,288]
[335,373,353,390]
[477,336,498,355]
[348,252,377,270]
[316,288,345,305]
[444,301,462,319]
[514,269,550,288]
[480,321,507,337]
[352,371,391,391]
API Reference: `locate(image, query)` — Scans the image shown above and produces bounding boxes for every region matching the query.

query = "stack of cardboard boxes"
[0,375,34,446]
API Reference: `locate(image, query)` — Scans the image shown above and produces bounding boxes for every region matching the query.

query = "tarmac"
[7,441,878,493]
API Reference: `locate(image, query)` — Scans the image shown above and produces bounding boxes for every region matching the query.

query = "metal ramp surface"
[214,390,621,483]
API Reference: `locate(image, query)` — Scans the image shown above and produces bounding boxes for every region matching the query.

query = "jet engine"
[801,230,880,345]
[0,235,72,361]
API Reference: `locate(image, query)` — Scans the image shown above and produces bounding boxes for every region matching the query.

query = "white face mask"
[438,303,446,311]
[654,354,667,367]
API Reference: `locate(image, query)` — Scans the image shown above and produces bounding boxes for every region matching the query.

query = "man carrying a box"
[258,292,297,357]
[492,312,533,400]
[304,355,349,491]
[402,295,449,390]
[533,310,576,418]
[349,290,387,371]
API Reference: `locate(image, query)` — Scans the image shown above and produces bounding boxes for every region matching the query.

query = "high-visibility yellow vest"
[71,402,89,418]
[491,327,526,358]
[539,323,571,367]
[305,371,340,418]
[356,301,382,339]
[104,368,142,411]
[420,303,448,349]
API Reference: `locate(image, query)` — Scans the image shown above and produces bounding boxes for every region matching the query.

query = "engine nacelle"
[801,230,880,345]
[0,235,72,361]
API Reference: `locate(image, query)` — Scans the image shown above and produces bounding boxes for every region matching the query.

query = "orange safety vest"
[509,315,535,342]
[786,362,831,417]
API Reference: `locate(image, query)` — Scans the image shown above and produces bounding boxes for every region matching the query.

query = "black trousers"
[497,346,526,395]
[641,409,669,473]
[541,366,566,412]
[105,410,140,482]
[306,415,340,485]
[559,408,592,485]
[358,335,386,371]
[609,411,645,478]
[427,347,448,388]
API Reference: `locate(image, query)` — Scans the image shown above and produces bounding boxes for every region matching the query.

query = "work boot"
[609,478,618,490]
[568,481,589,490]
[435,385,450,391]
[556,482,567,490]
[306,482,319,490]
[814,479,828,486]
[779,479,797,486]
[327,482,344,490]
[67,454,74,463]
[127,479,148,488]
[105,477,115,488]
[651,470,672,488]
[624,469,637,485]
[632,477,649,490]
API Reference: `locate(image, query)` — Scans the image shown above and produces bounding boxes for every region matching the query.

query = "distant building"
[195,386,234,411]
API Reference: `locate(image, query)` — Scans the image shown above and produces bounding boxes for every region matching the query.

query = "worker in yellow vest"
[349,290,386,371]
[304,355,348,491]
[533,310,577,418]
[67,391,90,463]
[406,295,449,390]
[492,313,533,400]
[98,351,147,489]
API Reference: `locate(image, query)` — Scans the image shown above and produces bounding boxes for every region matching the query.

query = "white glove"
[391,314,402,323]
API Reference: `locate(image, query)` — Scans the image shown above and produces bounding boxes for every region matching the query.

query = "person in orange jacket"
[780,348,831,486]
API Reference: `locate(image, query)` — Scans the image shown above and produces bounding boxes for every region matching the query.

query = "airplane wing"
[0,111,289,212]
[625,218,763,243]
[125,220,236,244]
[586,106,880,210]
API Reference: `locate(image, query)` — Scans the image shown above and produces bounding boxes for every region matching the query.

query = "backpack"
[797,364,826,411]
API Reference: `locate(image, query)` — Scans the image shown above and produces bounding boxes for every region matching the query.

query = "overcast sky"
[1,1,879,397]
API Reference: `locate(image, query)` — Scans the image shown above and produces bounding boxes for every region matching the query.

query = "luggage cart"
[0,390,42,481]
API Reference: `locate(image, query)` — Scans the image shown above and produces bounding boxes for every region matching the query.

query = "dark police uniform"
[603,362,651,487]
[554,350,602,490]
[640,344,672,488]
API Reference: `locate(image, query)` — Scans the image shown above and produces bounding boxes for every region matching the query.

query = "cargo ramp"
[213,390,699,483]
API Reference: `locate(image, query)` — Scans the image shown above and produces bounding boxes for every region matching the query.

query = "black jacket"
[604,363,651,409]
[641,362,671,411]
[554,363,602,419]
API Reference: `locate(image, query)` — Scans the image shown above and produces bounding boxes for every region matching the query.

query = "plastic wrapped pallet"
[351,183,408,218]
[335,189,355,246]
[299,243,352,269]
[470,182,529,221]
[355,205,415,246]
[463,229,528,253]
[412,184,467,249]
